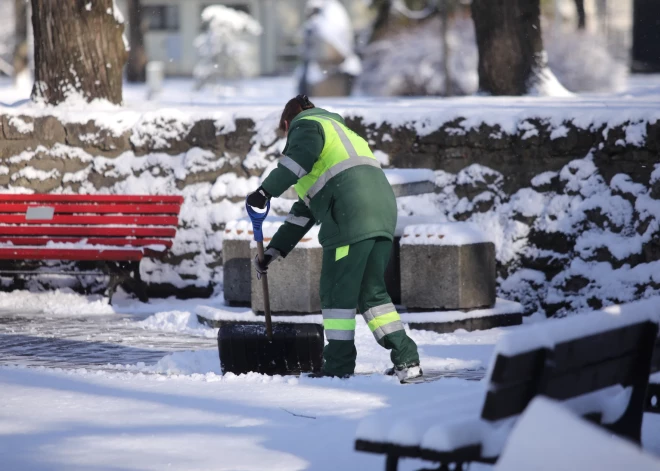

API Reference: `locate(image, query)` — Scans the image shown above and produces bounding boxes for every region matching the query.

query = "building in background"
[114,0,371,77]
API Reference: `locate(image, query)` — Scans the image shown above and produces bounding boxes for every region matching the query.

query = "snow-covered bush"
[355,14,626,96]
[299,0,361,93]
[354,16,478,97]
[193,5,262,90]
[544,29,627,93]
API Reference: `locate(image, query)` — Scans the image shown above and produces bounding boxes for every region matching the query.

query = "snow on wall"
[0,101,658,312]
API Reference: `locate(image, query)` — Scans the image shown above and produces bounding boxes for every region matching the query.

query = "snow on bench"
[493,397,660,471]
[355,297,660,470]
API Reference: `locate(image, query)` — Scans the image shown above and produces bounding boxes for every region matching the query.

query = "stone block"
[2,115,34,139]
[223,217,323,313]
[400,223,496,310]
[222,239,252,306]
[400,299,523,333]
[251,243,323,314]
[385,215,448,304]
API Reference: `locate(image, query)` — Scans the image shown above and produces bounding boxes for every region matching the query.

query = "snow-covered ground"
[0,290,659,470]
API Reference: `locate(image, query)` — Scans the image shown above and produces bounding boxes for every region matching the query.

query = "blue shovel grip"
[246,200,270,242]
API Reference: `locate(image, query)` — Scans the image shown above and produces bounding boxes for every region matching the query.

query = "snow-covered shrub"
[193,5,262,90]
[354,16,478,96]
[299,0,361,93]
[355,14,626,96]
[544,30,627,93]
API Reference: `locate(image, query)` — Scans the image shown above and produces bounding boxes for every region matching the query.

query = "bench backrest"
[481,320,658,440]
[0,194,183,249]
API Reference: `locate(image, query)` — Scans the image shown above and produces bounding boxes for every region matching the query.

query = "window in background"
[144,5,180,31]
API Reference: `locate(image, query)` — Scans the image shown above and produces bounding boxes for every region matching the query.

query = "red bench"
[0,194,184,303]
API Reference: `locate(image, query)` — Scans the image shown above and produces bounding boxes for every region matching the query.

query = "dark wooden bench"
[0,194,183,303]
[355,306,659,471]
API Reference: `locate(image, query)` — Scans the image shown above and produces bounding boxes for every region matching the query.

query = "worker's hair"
[279,95,315,133]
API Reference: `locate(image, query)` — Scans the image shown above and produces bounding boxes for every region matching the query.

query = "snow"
[494,397,660,471]
[197,305,323,325]
[0,289,114,315]
[223,218,322,249]
[401,222,493,246]
[384,168,435,186]
[9,115,34,134]
[494,296,660,357]
[136,310,218,339]
[401,299,523,324]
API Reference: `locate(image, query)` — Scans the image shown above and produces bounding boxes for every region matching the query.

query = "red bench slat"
[0,203,182,215]
[0,215,179,226]
[0,194,184,204]
[0,226,176,237]
[0,247,144,261]
[0,237,173,248]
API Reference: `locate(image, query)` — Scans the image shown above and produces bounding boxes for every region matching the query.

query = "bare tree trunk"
[30,0,127,105]
[13,0,28,81]
[575,0,586,30]
[471,0,545,95]
[126,0,147,82]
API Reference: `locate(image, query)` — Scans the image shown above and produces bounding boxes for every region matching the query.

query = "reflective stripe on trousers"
[323,308,356,340]
[362,303,404,341]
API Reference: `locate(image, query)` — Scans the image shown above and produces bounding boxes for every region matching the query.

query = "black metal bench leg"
[129,261,148,303]
[385,454,399,471]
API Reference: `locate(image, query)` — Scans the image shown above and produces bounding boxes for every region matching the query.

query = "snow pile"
[194,5,262,89]
[147,349,222,375]
[0,289,113,315]
[136,310,218,338]
[401,222,493,246]
[494,397,660,471]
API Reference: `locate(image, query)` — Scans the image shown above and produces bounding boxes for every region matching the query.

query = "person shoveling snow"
[246,95,422,383]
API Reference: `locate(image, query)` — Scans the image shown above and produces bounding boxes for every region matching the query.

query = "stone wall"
[0,109,658,316]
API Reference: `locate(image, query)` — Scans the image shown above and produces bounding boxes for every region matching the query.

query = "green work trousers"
[320,236,420,376]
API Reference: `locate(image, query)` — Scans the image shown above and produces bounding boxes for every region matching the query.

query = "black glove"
[254,247,281,279]
[246,186,270,209]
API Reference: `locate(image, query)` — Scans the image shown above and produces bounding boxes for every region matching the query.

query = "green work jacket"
[261,108,396,256]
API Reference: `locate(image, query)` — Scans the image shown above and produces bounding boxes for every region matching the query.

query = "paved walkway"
[0,311,216,371]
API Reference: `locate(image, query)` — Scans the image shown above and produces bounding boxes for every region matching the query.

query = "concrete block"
[385,216,449,304]
[222,217,285,306]
[223,217,322,314]
[222,239,252,306]
[400,223,496,310]
[400,299,523,333]
[251,242,322,314]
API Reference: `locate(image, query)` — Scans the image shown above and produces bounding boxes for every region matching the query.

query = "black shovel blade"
[217,322,324,376]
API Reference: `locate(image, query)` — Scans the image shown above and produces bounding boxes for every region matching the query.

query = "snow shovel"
[216,201,324,376]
